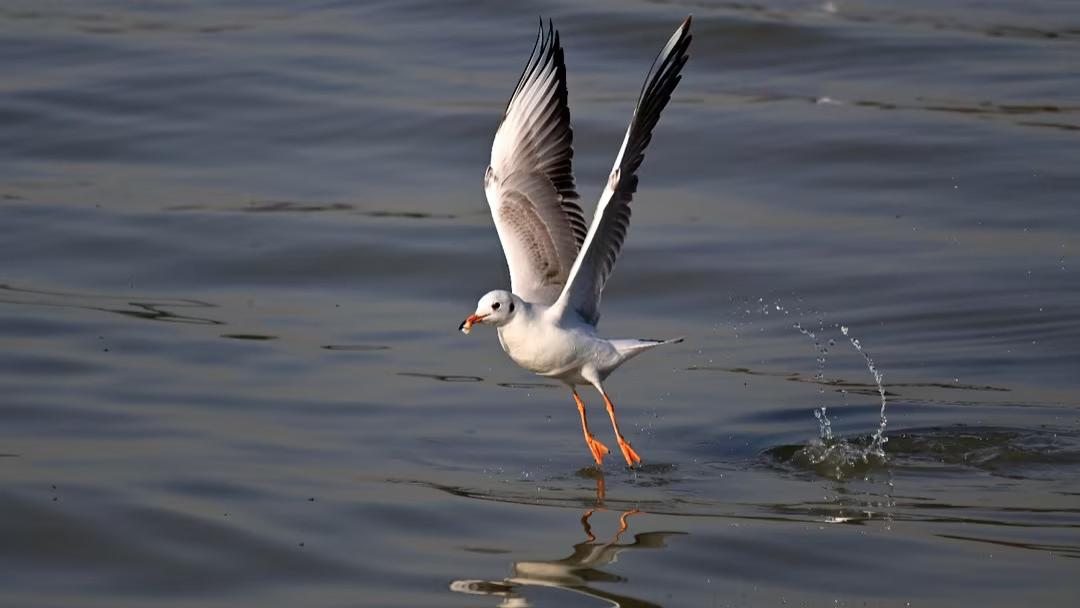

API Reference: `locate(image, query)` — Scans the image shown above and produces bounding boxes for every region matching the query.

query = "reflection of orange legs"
[614,509,641,540]
[601,392,643,467]
[581,506,640,543]
[581,508,597,542]
[574,390,610,466]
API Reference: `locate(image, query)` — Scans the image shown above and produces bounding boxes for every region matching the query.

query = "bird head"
[460,290,518,334]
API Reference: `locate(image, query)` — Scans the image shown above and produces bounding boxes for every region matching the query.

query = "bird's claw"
[586,435,610,466]
[617,438,642,468]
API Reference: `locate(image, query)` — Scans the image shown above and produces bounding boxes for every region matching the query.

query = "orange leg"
[601,392,643,467]
[573,390,610,466]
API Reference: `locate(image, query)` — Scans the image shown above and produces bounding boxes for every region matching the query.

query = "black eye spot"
[509,302,515,313]
[491,302,501,311]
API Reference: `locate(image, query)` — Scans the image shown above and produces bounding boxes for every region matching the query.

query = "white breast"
[497,309,618,380]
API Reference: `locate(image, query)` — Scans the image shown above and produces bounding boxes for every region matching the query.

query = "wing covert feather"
[485,20,586,304]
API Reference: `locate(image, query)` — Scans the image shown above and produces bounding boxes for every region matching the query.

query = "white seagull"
[459,16,693,468]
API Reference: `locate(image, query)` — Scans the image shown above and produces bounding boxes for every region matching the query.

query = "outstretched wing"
[553,16,692,326]
[484,19,588,305]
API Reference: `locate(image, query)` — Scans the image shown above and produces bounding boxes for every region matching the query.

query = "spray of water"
[842,325,888,454]
[765,301,890,479]
[793,319,833,442]
[793,322,889,479]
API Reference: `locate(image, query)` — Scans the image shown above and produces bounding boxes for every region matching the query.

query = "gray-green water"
[1,1,1078,606]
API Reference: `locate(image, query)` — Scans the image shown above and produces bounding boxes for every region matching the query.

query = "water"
[777,312,891,480]
[2,0,1079,606]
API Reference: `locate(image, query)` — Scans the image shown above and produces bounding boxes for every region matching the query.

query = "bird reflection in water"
[450,474,684,608]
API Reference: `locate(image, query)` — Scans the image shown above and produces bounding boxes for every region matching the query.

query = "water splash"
[813,406,834,442]
[792,323,889,480]
[842,325,888,453]
[762,300,891,480]
[792,318,833,441]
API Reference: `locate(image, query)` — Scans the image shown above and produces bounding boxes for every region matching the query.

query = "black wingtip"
[681,15,692,30]
[535,16,558,40]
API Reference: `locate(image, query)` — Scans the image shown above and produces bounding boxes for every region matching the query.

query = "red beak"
[459,313,487,334]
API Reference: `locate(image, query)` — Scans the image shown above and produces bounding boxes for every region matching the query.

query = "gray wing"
[553,16,692,325]
[485,19,587,305]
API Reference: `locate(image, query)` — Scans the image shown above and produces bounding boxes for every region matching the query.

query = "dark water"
[2,1,1078,606]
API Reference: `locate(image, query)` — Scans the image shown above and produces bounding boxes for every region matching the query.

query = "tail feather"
[610,337,684,360]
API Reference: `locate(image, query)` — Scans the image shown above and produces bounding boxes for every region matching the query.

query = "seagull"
[459,16,692,468]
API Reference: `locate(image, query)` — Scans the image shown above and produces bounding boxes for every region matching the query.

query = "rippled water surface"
[2,1,1078,606]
